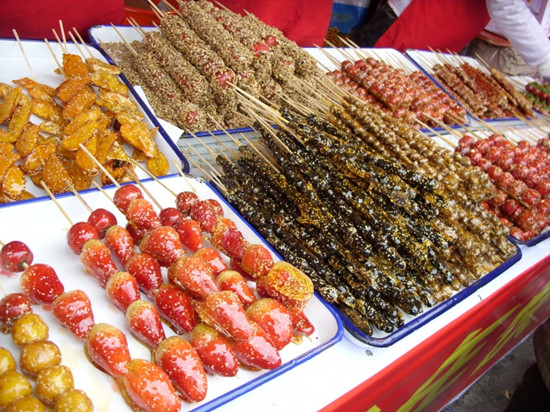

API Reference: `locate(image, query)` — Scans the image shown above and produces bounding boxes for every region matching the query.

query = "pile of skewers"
[321,47,468,128]
[187,86,517,337]
[0,30,169,203]
[414,51,534,119]
[98,0,327,133]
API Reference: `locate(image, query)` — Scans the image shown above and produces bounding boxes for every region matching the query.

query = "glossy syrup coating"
[0,347,16,375]
[11,313,49,347]
[0,240,34,272]
[0,370,33,410]
[53,389,93,412]
[19,340,62,378]
[35,365,74,406]
[0,293,33,333]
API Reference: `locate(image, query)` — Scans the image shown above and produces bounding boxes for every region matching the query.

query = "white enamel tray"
[0,37,188,203]
[0,174,343,411]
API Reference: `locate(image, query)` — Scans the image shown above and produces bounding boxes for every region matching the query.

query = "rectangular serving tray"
[0,173,343,411]
[341,243,522,347]
[305,46,471,133]
[405,49,525,124]
[87,25,255,140]
[0,37,189,204]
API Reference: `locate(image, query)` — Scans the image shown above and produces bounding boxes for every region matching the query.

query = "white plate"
[0,38,187,202]
[0,174,342,411]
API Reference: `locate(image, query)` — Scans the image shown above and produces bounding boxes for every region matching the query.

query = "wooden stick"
[51,29,66,54]
[40,181,73,226]
[172,160,199,193]
[67,31,86,59]
[127,18,147,38]
[64,179,93,213]
[58,20,67,49]
[183,140,221,177]
[13,30,36,81]
[72,28,95,58]
[124,167,163,210]
[184,144,227,192]
[43,38,63,73]
[78,143,120,188]
[92,181,116,205]
[111,24,138,56]
[130,159,177,197]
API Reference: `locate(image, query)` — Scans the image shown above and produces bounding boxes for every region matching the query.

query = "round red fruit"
[175,191,199,216]
[85,323,131,378]
[241,244,274,279]
[190,201,219,234]
[0,241,33,272]
[153,284,195,334]
[211,225,248,260]
[87,208,117,239]
[154,336,208,403]
[126,253,163,298]
[139,226,184,267]
[216,270,255,307]
[104,225,135,267]
[159,207,183,227]
[175,219,203,252]
[232,321,281,370]
[113,184,143,214]
[125,300,166,349]
[193,247,228,276]
[126,198,161,232]
[52,290,95,340]
[168,255,218,300]
[123,359,181,412]
[246,298,293,350]
[67,222,98,255]
[188,323,238,377]
[20,263,64,304]
[80,239,119,287]
[0,293,33,333]
[106,271,140,312]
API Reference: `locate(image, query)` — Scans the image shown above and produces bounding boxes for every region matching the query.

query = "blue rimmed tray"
[405,49,531,124]
[87,25,256,141]
[305,46,471,133]
[0,173,343,411]
[0,37,188,205]
[340,243,522,347]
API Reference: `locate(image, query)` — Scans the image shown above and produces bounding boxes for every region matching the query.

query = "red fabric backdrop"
[215,0,334,46]
[375,0,490,52]
[0,0,125,41]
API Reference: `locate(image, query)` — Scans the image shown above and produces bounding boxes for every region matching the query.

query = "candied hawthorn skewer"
[0,240,34,274]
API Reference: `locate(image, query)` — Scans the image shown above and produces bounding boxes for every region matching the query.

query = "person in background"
[353,0,550,79]
[504,319,550,411]
[0,0,125,41]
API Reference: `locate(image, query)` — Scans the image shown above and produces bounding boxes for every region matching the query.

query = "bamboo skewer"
[64,180,93,213]
[13,30,36,81]
[39,181,74,226]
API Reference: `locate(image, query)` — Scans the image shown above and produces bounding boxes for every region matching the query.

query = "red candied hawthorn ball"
[159,207,183,228]
[175,191,199,216]
[0,293,33,333]
[241,244,274,279]
[87,208,117,239]
[67,222,99,255]
[0,240,34,273]
[20,263,65,304]
[190,200,222,234]
[113,184,143,215]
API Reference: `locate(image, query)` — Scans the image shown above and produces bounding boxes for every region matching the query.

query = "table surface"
[216,235,549,411]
